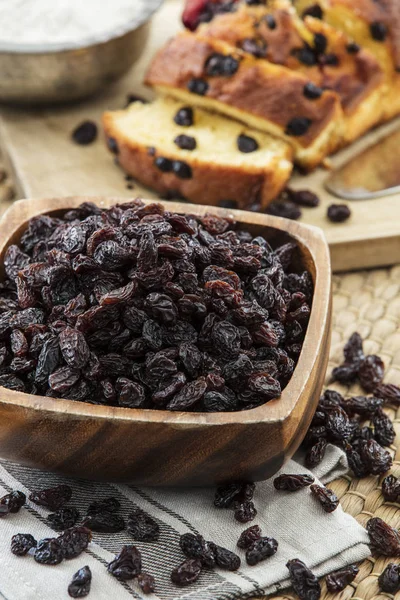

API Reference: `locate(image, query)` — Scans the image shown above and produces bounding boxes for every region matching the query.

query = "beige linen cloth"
[0,444,369,600]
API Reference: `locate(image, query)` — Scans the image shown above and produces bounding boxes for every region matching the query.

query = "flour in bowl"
[0,0,145,46]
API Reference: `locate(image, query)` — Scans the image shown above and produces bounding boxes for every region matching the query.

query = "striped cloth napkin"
[0,445,370,600]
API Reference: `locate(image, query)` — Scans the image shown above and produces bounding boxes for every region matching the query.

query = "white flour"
[0,0,145,46]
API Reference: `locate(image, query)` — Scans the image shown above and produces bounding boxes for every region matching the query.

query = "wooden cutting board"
[0,0,399,273]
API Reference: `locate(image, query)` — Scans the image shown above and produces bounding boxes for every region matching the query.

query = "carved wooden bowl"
[0,197,332,486]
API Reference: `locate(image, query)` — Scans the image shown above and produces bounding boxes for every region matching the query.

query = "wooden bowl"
[0,197,332,486]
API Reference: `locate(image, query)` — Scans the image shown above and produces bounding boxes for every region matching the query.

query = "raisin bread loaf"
[102,97,293,209]
[145,32,342,170]
[294,0,400,120]
[197,2,386,144]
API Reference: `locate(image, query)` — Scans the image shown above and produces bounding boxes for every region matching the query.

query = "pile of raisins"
[0,199,313,412]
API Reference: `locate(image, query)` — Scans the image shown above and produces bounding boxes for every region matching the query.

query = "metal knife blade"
[325,127,400,200]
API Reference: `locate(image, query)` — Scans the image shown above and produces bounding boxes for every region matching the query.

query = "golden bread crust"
[145,31,341,166]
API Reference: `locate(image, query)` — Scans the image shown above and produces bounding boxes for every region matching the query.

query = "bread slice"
[102,96,293,210]
[294,0,400,121]
[197,2,386,145]
[145,31,342,170]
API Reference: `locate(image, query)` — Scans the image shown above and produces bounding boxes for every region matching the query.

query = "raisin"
[241,38,267,58]
[214,482,245,508]
[287,189,320,207]
[180,533,215,567]
[0,490,26,513]
[187,78,209,95]
[87,497,120,515]
[72,121,98,145]
[382,475,400,502]
[370,21,387,41]
[154,157,173,173]
[310,484,339,513]
[29,484,72,511]
[83,512,125,533]
[205,53,239,77]
[341,395,382,416]
[326,564,359,592]
[358,355,385,392]
[327,204,351,223]
[167,377,207,410]
[378,563,400,593]
[58,527,92,559]
[127,507,159,542]
[34,538,64,565]
[237,525,262,549]
[174,134,197,151]
[274,474,314,491]
[237,134,259,153]
[285,117,312,136]
[47,507,80,531]
[305,439,327,468]
[246,537,278,565]
[325,406,352,442]
[346,42,360,54]
[174,106,194,127]
[172,161,193,179]
[11,533,37,556]
[367,517,400,556]
[302,5,323,19]
[267,201,302,220]
[375,383,400,406]
[137,573,156,594]
[68,565,92,598]
[234,500,257,523]
[303,82,323,100]
[286,558,321,600]
[213,544,241,570]
[372,408,395,446]
[171,558,202,586]
[108,545,142,580]
[359,439,392,475]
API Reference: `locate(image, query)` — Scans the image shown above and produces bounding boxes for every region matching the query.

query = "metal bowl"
[0,0,164,105]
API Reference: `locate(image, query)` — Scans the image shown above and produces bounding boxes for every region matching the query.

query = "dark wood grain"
[0,196,332,485]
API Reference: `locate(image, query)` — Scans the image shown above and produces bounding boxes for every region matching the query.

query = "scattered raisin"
[58,527,92,559]
[72,121,98,145]
[68,566,92,598]
[0,490,26,513]
[382,474,400,502]
[327,204,351,223]
[171,558,202,586]
[237,525,262,549]
[266,201,302,220]
[34,538,64,565]
[29,485,72,511]
[326,564,359,592]
[246,537,278,565]
[137,573,156,594]
[286,558,321,600]
[310,485,339,513]
[287,189,320,207]
[108,545,142,580]
[274,474,314,491]
[127,507,160,542]
[213,544,241,570]
[47,507,80,531]
[367,517,400,556]
[378,563,400,593]
[11,533,37,556]
[234,500,257,523]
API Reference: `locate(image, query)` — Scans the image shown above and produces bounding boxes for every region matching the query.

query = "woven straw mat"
[0,162,399,600]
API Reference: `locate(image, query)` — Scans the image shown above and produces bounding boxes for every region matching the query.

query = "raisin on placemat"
[127,507,160,542]
[170,558,203,586]
[47,507,80,531]
[246,536,278,566]
[11,533,37,556]
[108,545,142,580]
[58,526,92,559]
[137,572,156,594]
[378,563,400,593]
[286,558,321,600]
[0,490,26,513]
[382,475,400,502]
[326,564,359,592]
[29,485,72,512]
[237,525,262,549]
[367,517,400,556]
[68,566,92,598]
[34,538,64,565]
[180,533,215,567]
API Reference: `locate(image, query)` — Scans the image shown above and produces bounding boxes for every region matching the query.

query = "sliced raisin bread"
[145,32,342,170]
[197,1,386,144]
[102,96,293,209]
[294,0,400,120]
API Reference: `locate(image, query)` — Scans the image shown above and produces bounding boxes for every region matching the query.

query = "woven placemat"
[269,267,400,600]
[0,161,398,599]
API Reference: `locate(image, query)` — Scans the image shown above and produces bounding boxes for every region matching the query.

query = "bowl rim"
[0,196,331,426]
[0,0,164,54]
